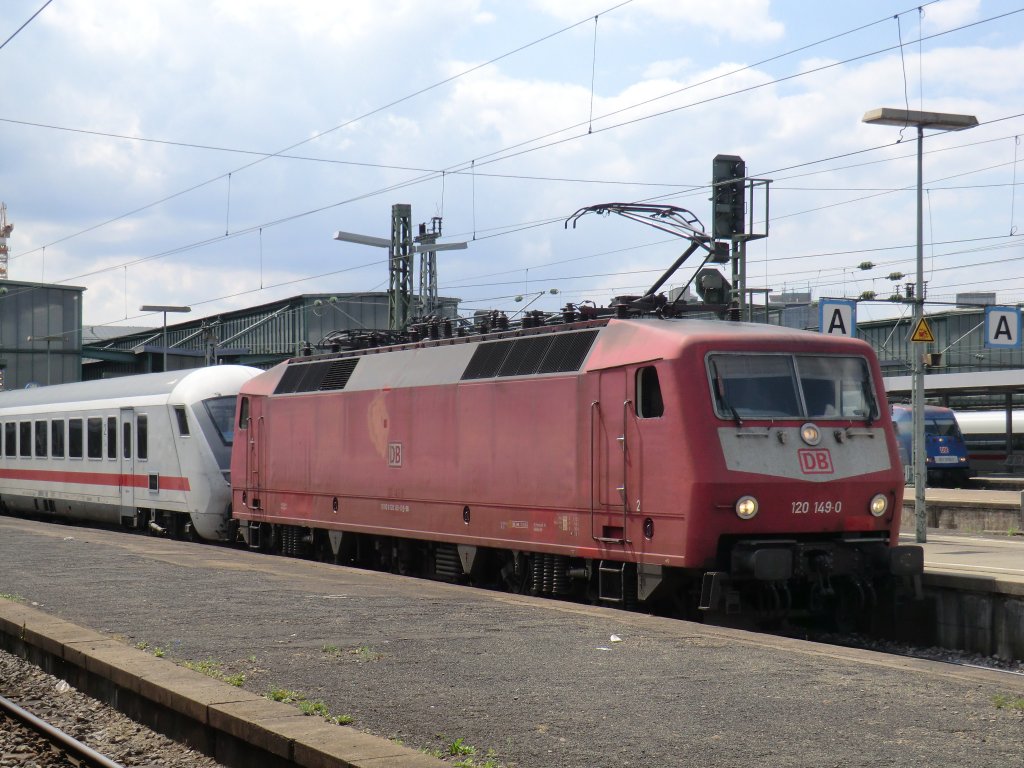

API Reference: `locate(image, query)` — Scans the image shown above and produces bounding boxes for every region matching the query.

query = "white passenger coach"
[0,366,259,540]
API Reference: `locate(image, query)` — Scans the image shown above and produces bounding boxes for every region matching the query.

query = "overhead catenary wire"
[4,3,1023,337]
[0,0,53,53]
[8,1,1002,270]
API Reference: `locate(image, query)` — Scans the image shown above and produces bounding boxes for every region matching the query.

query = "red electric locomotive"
[231,316,922,621]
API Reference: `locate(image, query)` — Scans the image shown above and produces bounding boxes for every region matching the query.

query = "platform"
[0,517,1022,768]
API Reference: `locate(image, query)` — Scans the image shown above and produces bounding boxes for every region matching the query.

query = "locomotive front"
[687,331,922,619]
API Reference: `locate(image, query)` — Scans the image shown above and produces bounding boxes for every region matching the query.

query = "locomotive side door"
[592,368,633,543]
[119,408,136,519]
[241,396,265,514]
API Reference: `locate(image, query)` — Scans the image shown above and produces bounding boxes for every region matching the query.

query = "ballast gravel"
[0,647,228,768]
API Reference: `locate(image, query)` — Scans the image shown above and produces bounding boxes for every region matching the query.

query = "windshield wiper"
[860,376,876,426]
[710,361,743,427]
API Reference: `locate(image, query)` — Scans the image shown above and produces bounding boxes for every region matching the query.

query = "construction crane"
[0,203,12,280]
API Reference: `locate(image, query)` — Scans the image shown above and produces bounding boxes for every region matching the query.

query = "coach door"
[119,408,136,518]
[591,368,634,544]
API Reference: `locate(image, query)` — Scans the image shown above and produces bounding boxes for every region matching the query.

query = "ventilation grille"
[461,330,598,380]
[274,358,360,394]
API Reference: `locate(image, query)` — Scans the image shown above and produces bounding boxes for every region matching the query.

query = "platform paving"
[0,516,1022,768]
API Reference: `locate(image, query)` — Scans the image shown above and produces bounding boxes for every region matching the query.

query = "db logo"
[939,446,949,454]
[798,448,834,474]
[388,442,403,467]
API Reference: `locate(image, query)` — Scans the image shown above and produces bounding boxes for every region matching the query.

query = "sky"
[2,0,1023,334]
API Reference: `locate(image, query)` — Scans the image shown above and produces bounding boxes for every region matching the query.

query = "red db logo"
[798,448,834,474]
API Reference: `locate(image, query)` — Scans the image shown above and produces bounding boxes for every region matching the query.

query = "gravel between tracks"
[0,647,227,768]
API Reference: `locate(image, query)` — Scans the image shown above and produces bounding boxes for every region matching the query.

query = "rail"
[0,691,126,768]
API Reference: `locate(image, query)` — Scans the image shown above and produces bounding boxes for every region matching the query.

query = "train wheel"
[830,578,870,634]
[312,531,332,562]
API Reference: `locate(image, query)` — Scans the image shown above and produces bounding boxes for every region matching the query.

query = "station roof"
[884,369,1024,397]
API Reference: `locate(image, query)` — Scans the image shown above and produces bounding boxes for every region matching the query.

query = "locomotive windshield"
[202,396,238,446]
[708,353,878,420]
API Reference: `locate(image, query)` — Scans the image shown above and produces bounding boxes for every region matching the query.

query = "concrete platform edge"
[0,600,444,768]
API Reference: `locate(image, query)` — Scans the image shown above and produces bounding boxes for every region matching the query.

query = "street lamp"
[862,107,978,543]
[140,305,191,372]
[26,334,63,385]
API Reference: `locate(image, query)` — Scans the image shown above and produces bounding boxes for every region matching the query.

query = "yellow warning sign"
[910,317,935,343]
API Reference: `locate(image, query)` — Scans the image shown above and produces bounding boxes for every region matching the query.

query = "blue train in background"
[890,403,971,487]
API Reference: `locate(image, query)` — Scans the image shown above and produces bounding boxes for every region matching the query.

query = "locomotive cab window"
[708,353,878,421]
[203,397,237,446]
[174,406,190,437]
[635,366,664,418]
[238,397,250,430]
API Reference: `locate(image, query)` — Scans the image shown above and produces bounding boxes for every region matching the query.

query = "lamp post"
[862,108,978,543]
[26,334,63,385]
[140,305,191,372]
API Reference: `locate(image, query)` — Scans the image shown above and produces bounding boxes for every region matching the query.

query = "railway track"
[0,692,125,768]
[0,647,227,768]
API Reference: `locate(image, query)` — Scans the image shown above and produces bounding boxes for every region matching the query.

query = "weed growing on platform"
[177,658,244,686]
[136,643,166,658]
[993,694,1024,711]
[0,593,25,602]
[264,687,352,724]
[351,645,384,662]
[266,687,302,702]
[448,738,475,756]
[436,737,503,767]
[182,659,222,676]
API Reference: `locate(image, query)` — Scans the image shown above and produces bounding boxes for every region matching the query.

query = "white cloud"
[922,0,981,33]
[529,0,784,41]
[3,0,1022,328]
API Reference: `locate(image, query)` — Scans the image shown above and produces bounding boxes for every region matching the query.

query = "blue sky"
[2,0,1022,330]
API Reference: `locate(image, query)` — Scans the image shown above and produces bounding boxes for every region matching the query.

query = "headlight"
[800,423,820,446]
[735,495,759,520]
[869,493,888,517]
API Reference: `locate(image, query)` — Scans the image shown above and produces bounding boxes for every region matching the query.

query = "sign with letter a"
[819,299,856,337]
[985,306,1022,349]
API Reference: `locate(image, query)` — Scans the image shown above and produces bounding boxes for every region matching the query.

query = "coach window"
[635,366,664,418]
[51,420,65,459]
[19,422,31,458]
[3,423,14,458]
[138,415,148,460]
[106,416,117,459]
[174,405,190,437]
[87,417,102,459]
[123,422,132,459]
[69,419,83,459]
[35,420,47,457]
